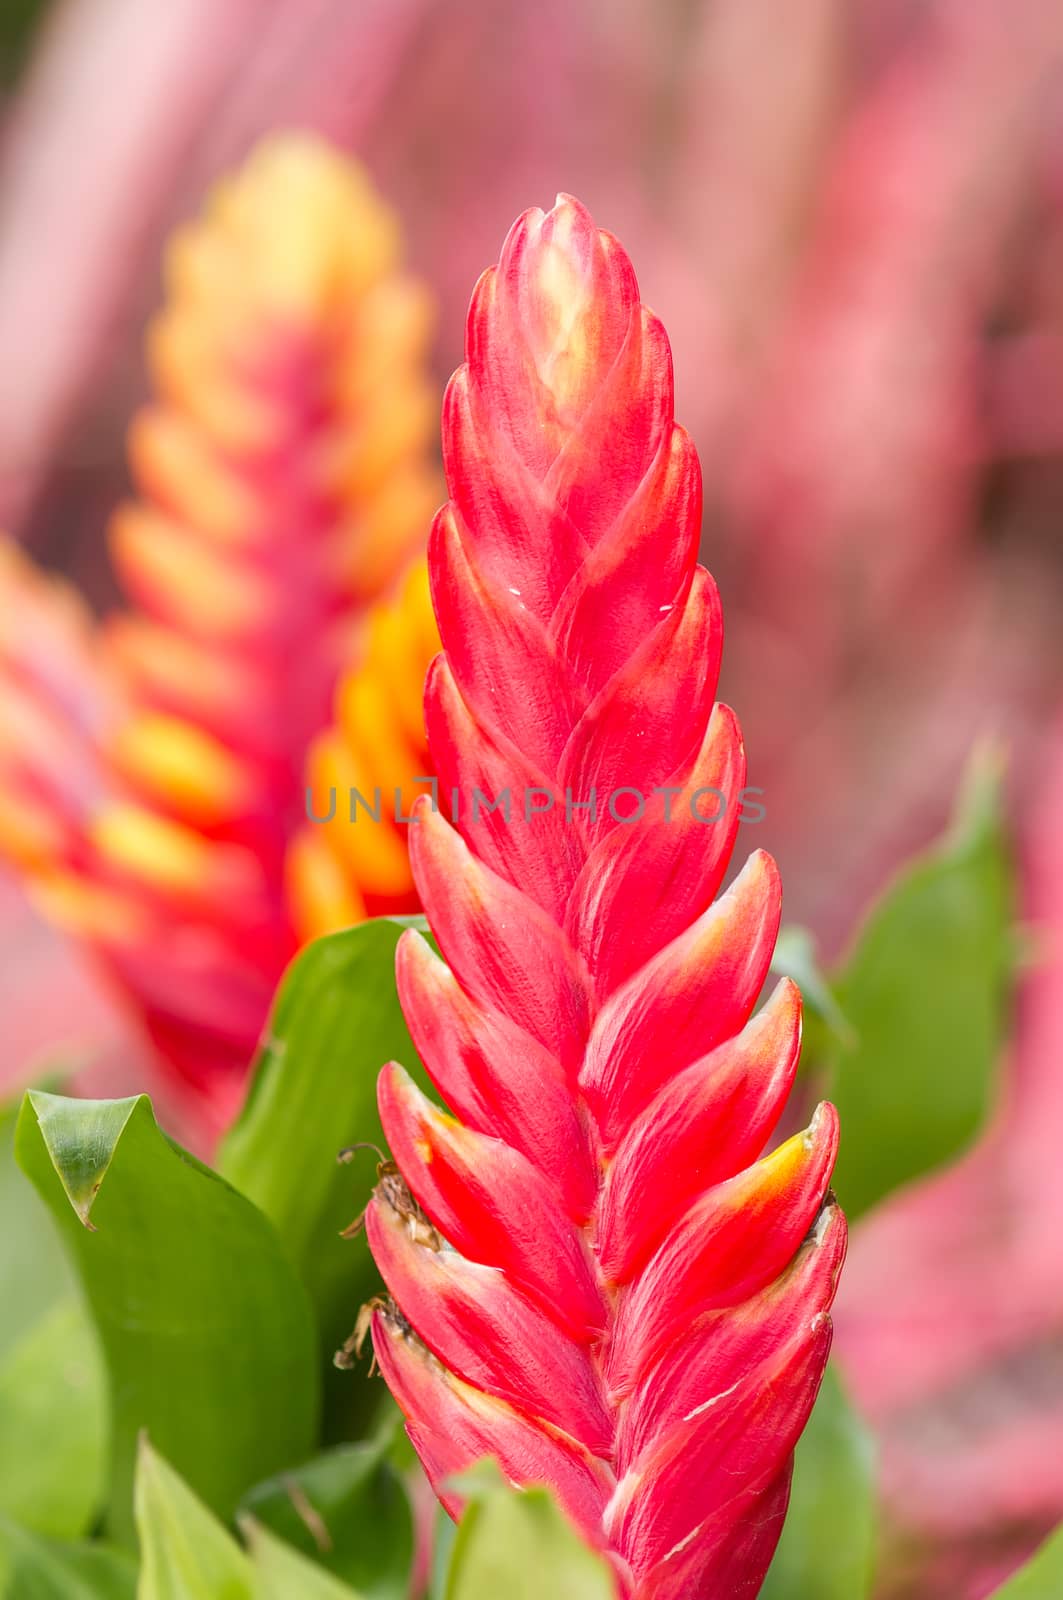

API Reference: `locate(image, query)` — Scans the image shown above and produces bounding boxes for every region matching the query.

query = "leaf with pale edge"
[16,1092,319,1544]
[825,748,1015,1217]
[443,1463,616,1600]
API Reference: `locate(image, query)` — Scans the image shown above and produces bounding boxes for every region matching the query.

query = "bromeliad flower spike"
[0,136,438,1136]
[366,196,845,1597]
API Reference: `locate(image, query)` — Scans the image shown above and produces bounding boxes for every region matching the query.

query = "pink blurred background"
[3,2,1063,1594]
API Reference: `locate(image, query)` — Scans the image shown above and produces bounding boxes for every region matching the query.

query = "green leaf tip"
[987,1517,1063,1596]
[21,1092,143,1230]
[135,1436,254,1599]
[441,1461,616,1600]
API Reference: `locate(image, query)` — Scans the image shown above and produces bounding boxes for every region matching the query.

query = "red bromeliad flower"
[365,197,845,1597]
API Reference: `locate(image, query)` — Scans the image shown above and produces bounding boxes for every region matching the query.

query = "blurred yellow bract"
[0,133,440,1137]
[290,559,438,941]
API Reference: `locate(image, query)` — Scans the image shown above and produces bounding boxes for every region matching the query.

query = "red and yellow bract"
[0,136,439,1134]
[367,196,845,1597]
[288,558,438,943]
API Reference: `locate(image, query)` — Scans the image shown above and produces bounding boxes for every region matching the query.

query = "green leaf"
[0,1093,108,1537]
[218,921,428,1411]
[0,1300,107,1536]
[241,1517,365,1600]
[760,1364,877,1600]
[988,1522,1063,1597]
[825,747,1015,1217]
[240,1434,412,1600]
[0,1096,74,1357]
[135,1437,252,1600]
[0,1514,135,1600]
[771,925,852,1049]
[16,1092,320,1543]
[430,1506,458,1600]
[443,1464,615,1600]
[136,1444,369,1600]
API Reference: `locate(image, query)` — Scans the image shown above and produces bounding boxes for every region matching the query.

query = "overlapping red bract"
[367,196,845,1596]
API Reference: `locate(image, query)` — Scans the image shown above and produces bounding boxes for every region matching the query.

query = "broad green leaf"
[135,1438,252,1600]
[17,1092,319,1543]
[136,1444,368,1600]
[218,921,428,1407]
[0,1513,135,1599]
[825,748,1015,1217]
[241,1517,365,1599]
[988,1522,1063,1597]
[761,1364,876,1600]
[443,1465,615,1600]
[240,1435,412,1600]
[0,1096,73,1357]
[0,1090,107,1536]
[0,1299,106,1535]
